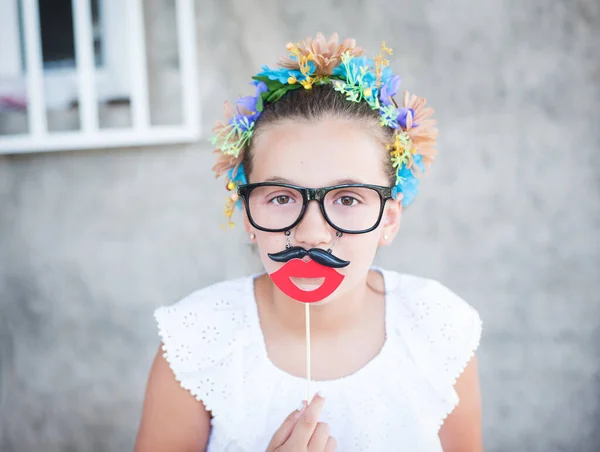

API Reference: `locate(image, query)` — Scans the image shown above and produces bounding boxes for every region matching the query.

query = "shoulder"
[154,276,251,340]
[382,269,482,411]
[152,275,254,410]
[384,270,481,344]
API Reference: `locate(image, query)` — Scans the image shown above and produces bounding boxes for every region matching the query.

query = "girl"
[135,33,483,452]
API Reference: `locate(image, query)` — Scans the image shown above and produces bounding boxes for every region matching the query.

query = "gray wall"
[1,0,599,451]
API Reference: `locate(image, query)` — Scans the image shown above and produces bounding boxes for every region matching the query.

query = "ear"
[379,197,402,246]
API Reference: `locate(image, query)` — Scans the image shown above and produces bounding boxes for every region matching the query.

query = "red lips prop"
[269,259,345,303]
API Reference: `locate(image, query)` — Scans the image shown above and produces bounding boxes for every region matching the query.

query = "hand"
[267,393,337,452]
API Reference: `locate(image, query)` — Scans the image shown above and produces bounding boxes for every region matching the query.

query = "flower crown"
[211,33,438,227]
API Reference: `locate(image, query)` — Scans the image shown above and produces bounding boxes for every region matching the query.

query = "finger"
[267,402,306,449]
[307,422,329,452]
[289,392,325,445]
[324,436,338,452]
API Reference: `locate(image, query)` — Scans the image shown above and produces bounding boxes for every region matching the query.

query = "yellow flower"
[226,181,236,191]
[288,76,297,84]
[300,79,313,89]
[381,41,393,55]
[374,40,394,87]
[298,55,313,77]
[363,87,372,97]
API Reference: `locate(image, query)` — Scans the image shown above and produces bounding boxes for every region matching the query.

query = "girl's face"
[244,117,402,304]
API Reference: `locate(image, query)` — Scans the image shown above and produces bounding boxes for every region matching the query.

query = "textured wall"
[1,0,599,451]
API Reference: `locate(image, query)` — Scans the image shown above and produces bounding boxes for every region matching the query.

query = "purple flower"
[236,96,258,114]
[397,107,416,128]
[253,80,269,96]
[229,81,269,131]
[379,74,401,106]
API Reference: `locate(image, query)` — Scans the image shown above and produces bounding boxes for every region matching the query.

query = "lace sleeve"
[427,281,482,388]
[153,281,248,417]
[391,276,482,426]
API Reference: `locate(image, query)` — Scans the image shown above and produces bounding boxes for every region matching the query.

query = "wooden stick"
[305,303,311,402]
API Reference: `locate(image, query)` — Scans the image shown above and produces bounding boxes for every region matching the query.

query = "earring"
[249,232,256,240]
[384,234,389,241]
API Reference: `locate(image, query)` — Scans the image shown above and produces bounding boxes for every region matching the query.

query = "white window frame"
[0,0,129,110]
[0,0,200,154]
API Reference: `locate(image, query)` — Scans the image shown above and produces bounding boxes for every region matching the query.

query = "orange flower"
[279,32,364,75]
[210,101,235,147]
[403,91,438,168]
[212,151,239,179]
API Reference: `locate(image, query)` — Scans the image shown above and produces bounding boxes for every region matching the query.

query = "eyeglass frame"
[237,182,394,234]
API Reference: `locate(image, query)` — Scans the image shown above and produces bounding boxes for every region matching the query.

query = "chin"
[294,295,334,307]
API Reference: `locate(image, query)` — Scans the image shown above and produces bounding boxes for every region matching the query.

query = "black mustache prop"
[268,246,350,268]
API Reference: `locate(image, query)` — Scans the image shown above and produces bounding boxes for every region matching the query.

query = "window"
[0,0,200,154]
[0,0,128,110]
[37,0,102,69]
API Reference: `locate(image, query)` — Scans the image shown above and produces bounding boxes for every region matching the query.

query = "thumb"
[267,402,306,450]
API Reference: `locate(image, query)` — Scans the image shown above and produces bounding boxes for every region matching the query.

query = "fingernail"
[316,391,324,399]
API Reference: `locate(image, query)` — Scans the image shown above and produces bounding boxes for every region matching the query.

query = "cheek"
[255,233,287,271]
[339,234,380,270]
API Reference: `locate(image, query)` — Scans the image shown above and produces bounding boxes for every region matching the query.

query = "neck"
[256,269,383,339]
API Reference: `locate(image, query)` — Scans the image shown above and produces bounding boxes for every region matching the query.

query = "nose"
[292,200,333,248]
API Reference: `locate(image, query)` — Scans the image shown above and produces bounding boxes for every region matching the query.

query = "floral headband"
[211,33,438,227]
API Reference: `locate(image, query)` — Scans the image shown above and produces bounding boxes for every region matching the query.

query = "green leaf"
[255,94,264,112]
[266,84,301,103]
[252,75,283,91]
[265,87,287,103]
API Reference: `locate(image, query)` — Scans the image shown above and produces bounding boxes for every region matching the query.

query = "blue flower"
[228,164,247,186]
[413,154,424,172]
[332,60,349,78]
[305,60,316,75]
[256,65,307,83]
[333,56,377,89]
[393,161,421,206]
[379,67,394,86]
[379,74,401,106]
[228,165,247,209]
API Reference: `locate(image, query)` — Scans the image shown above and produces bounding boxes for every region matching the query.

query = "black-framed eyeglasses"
[237,182,393,234]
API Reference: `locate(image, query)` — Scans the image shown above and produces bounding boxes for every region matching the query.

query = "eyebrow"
[263,176,368,186]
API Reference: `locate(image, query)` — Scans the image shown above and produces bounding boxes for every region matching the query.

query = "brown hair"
[242,84,396,185]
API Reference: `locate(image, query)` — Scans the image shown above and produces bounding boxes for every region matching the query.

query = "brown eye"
[338,196,357,207]
[273,195,290,205]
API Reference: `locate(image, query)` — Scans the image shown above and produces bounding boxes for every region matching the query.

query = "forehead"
[250,118,389,186]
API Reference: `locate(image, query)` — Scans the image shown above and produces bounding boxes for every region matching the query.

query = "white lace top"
[154,269,482,451]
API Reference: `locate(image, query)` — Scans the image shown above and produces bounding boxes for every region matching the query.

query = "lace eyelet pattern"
[154,270,482,451]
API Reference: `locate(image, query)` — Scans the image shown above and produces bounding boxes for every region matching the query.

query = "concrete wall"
[1,0,599,450]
